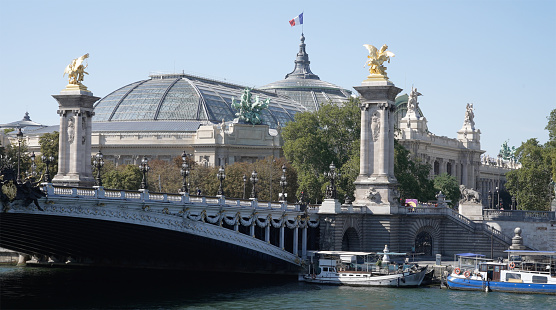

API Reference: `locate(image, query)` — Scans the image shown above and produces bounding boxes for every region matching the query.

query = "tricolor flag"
[289,13,303,27]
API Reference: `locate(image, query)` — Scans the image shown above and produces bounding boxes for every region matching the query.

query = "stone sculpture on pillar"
[51,54,98,187]
[353,44,402,214]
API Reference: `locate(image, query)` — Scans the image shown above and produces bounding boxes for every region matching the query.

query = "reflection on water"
[1,266,555,309]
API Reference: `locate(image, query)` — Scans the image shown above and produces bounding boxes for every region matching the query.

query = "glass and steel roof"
[93,73,307,131]
[259,34,351,111]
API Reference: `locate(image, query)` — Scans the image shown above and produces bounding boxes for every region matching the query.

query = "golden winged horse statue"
[63,53,89,85]
[363,44,395,78]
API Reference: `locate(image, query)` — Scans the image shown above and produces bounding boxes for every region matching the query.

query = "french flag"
[289,13,303,27]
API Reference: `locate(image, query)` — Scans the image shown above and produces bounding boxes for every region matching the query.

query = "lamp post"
[511,195,516,210]
[242,174,247,199]
[30,152,36,179]
[324,162,340,199]
[279,164,287,201]
[181,151,190,194]
[496,186,500,209]
[488,190,492,209]
[250,170,258,199]
[93,151,104,187]
[16,127,23,183]
[139,156,149,190]
[42,155,54,183]
[216,165,225,196]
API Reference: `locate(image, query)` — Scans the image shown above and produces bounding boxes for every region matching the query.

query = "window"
[506,273,521,281]
[532,276,547,284]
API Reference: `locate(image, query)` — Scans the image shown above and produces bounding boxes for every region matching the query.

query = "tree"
[395,141,436,203]
[433,173,460,207]
[505,138,553,210]
[37,131,59,180]
[282,98,361,203]
[546,108,556,142]
[103,164,143,190]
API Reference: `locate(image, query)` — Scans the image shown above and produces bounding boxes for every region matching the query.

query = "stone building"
[394,90,518,207]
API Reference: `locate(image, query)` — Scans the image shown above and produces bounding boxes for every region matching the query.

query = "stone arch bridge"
[0,184,319,274]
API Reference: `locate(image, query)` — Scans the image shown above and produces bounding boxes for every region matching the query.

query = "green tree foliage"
[546,108,556,142]
[394,141,436,203]
[0,136,31,179]
[147,159,182,193]
[187,157,298,202]
[102,163,142,190]
[506,138,553,210]
[37,131,59,179]
[433,173,460,207]
[282,98,361,203]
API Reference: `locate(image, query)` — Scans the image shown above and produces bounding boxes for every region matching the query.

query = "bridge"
[0,184,319,274]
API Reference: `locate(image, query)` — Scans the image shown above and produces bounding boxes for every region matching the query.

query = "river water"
[1,266,555,309]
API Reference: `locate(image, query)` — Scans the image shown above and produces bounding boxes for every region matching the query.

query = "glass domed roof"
[93,73,307,130]
[259,34,351,111]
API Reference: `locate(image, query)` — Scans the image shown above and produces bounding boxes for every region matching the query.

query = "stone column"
[353,80,402,214]
[279,225,285,249]
[51,88,99,187]
[293,226,299,256]
[301,226,308,259]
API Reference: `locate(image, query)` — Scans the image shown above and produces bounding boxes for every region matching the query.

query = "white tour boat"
[301,247,427,287]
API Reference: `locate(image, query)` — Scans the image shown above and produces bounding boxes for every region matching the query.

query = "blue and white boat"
[446,251,556,294]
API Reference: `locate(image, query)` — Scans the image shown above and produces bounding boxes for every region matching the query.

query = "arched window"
[434,161,440,175]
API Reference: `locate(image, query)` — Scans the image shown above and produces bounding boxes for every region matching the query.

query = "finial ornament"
[63,53,90,91]
[363,44,395,81]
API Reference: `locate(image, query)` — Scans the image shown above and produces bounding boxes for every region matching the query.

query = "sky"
[0,0,554,157]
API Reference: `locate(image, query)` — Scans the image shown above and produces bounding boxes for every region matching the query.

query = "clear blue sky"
[1,0,554,157]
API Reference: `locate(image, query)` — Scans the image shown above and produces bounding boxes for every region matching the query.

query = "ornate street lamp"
[279,164,287,201]
[496,186,500,209]
[139,156,150,190]
[216,165,225,196]
[30,151,36,179]
[324,162,340,199]
[511,195,516,210]
[42,155,54,183]
[16,127,23,183]
[93,151,104,187]
[181,151,190,194]
[250,170,258,199]
[488,190,492,209]
[242,174,247,199]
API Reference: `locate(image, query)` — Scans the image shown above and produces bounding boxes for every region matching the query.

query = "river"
[1,266,555,309]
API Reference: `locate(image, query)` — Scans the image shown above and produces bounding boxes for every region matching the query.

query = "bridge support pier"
[293,226,299,256]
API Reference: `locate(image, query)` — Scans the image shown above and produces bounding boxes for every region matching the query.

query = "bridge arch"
[407,218,441,256]
[342,227,361,251]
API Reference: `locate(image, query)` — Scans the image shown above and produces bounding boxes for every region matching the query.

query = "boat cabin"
[478,262,507,281]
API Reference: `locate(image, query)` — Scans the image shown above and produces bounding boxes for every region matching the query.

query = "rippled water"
[1,266,555,309]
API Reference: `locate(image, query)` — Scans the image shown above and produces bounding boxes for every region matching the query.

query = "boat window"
[506,273,521,281]
[342,274,347,276]
[532,275,547,284]
[480,265,487,272]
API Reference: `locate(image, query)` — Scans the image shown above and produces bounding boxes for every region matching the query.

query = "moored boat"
[446,251,556,294]
[300,248,427,287]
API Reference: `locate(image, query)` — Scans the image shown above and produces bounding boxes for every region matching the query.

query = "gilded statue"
[63,53,89,85]
[363,44,395,78]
